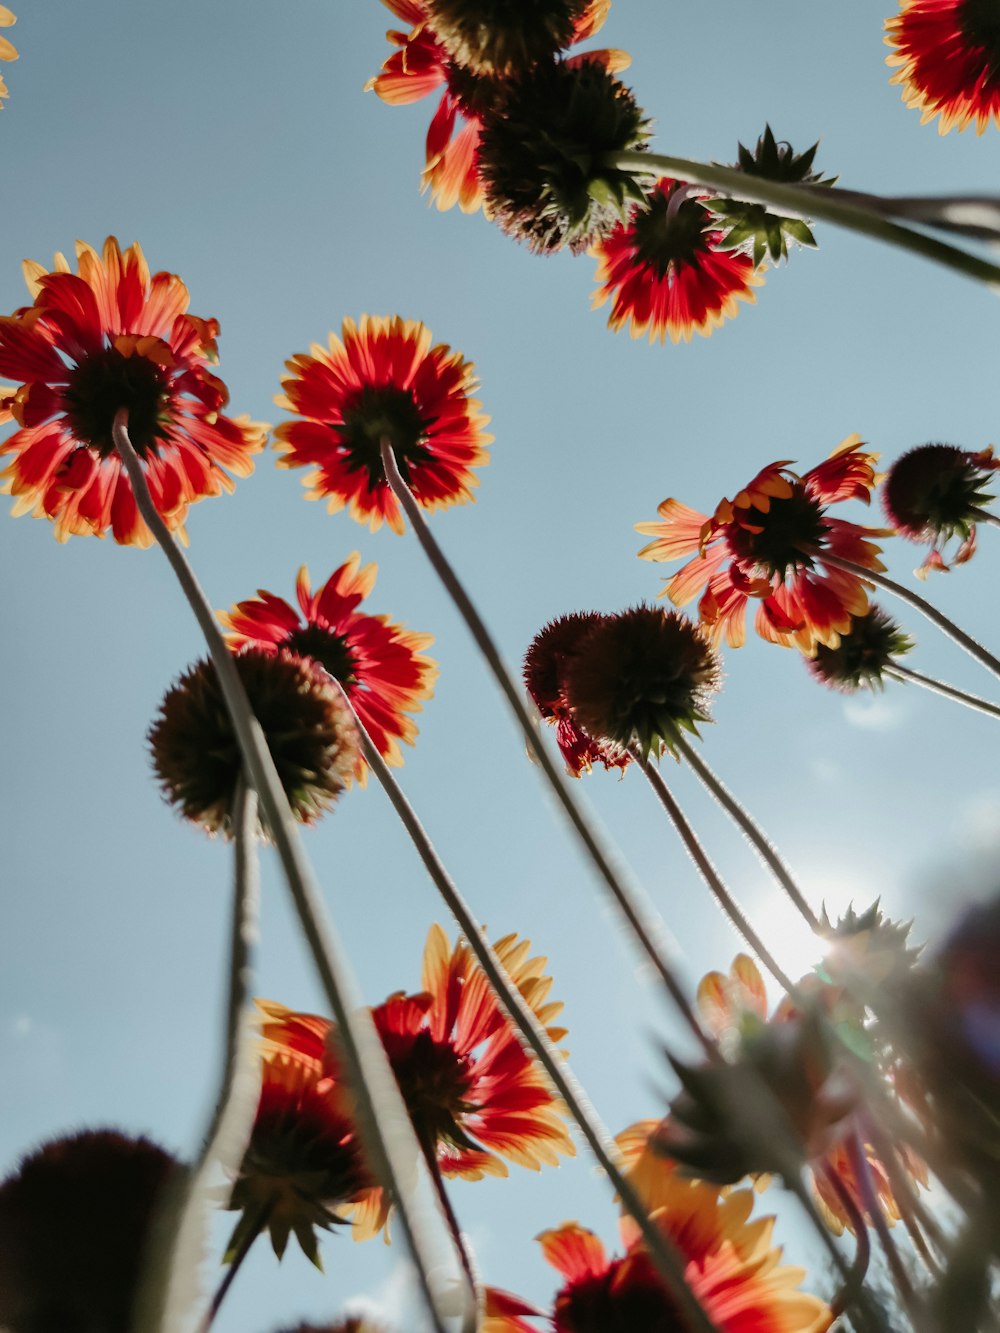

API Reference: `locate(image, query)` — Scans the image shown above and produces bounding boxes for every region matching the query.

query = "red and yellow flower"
[273,315,491,534]
[366,0,626,213]
[885,0,1000,135]
[260,924,573,1238]
[219,553,437,780]
[0,238,266,546]
[591,177,762,344]
[636,435,888,652]
[486,1142,831,1331]
[0,7,17,105]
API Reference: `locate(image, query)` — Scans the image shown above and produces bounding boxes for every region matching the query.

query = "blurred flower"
[273,315,491,533]
[885,0,1000,134]
[591,176,761,344]
[220,555,437,781]
[267,1322,387,1333]
[0,1129,181,1333]
[0,237,265,545]
[881,442,998,576]
[523,612,630,777]
[477,58,651,254]
[261,925,574,1238]
[366,0,622,212]
[807,605,914,693]
[637,435,887,652]
[560,605,722,759]
[148,648,359,836]
[487,1172,832,1331]
[0,6,17,105]
[225,1047,372,1266]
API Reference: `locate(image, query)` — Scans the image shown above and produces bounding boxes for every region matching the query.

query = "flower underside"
[336,383,433,489]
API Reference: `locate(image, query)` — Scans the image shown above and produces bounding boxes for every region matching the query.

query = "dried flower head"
[560,605,722,759]
[149,648,359,836]
[881,442,998,575]
[807,605,913,693]
[477,58,652,254]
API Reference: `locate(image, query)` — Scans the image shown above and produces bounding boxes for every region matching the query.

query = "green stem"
[885,661,1000,721]
[336,681,722,1333]
[114,412,469,1333]
[633,747,797,996]
[379,438,714,1060]
[823,551,1000,683]
[674,736,820,932]
[607,151,1000,291]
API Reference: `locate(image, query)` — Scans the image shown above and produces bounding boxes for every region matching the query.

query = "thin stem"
[379,438,714,1060]
[418,1132,482,1321]
[861,1114,946,1268]
[885,661,1000,721]
[674,737,820,932]
[114,413,469,1333]
[634,748,798,997]
[847,1133,927,1330]
[337,682,722,1333]
[607,151,1000,291]
[823,552,1000,682]
[205,1197,272,1330]
[969,504,1000,530]
[818,1163,871,1319]
[787,1176,884,1333]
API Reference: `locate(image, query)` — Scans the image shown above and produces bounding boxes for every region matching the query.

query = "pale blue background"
[1,2,999,1328]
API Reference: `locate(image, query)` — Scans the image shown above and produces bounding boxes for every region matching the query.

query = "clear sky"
[2,2,1000,1329]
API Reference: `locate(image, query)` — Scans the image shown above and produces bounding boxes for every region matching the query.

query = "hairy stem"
[885,661,1000,721]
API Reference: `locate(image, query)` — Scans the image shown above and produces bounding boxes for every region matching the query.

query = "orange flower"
[260,925,574,1238]
[0,6,17,106]
[273,315,491,534]
[0,238,265,546]
[366,0,626,213]
[886,0,1000,134]
[220,554,437,780]
[591,177,762,344]
[487,1154,831,1331]
[636,435,888,652]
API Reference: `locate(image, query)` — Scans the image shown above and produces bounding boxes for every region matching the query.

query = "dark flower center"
[284,625,358,687]
[728,488,828,578]
[335,384,433,492]
[385,1028,475,1154]
[555,1255,689,1332]
[958,0,1000,62]
[62,347,169,458]
[632,191,710,277]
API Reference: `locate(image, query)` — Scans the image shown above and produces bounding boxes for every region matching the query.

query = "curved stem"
[379,438,713,1060]
[634,747,797,996]
[787,1176,884,1333]
[968,505,1000,530]
[205,1197,271,1330]
[674,736,820,932]
[337,682,722,1333]
[115,413,470,1333]
[607,151,1000,291]
[823,552,1000,682]
[418,1132,482,1323]
[885,661,1000,721]
[818,1163,871,1319]
[847,1133,926,1329]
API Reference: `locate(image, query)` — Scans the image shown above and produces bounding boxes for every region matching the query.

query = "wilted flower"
[274,316,491,533]
[637,435,887,652]
[149,649,359,836]
[885,0,1000,134]
[881,442,998,575]
[807,605,914,693]
[0,237,265,545]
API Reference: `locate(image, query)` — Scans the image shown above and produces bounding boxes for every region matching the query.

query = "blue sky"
[2,2,1000,1329]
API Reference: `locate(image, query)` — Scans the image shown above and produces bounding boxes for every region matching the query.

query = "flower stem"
[337,682,722,1333]
[885,660,1000,721]
[417,1131,482,1322]
[607,151,1000,291]
[114,412,471,1333]
[205,1196,272,1330]
[673,736,820,932]
[379,438,713,1059]
[787,1176,885,1333]
[847,1133,927,1330]
[823,551,1000,682]
[633,747,797,996]
[818,1162,871,1319]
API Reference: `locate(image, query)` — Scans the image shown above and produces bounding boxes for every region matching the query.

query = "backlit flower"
[426,0,603,74]
[523,612,630,777]
[273,315,491,533]
[367,1,624,213]
[149,648,359,836]
[261,925,574,1238]
[220,554,437,781]
[591,177,762,344]
[0,6,17,105]
[637,435,888,652]
[487,1169,832,1332]
[0,1130,181,1333]
[885,0,1000,134]
[0,237,266,546]
[225,1046,372,1266]
[807,605,914,693]
[881,442,998,575]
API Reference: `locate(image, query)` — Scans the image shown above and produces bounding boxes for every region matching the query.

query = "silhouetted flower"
[881,442,998,575]
[807,605,913,692]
